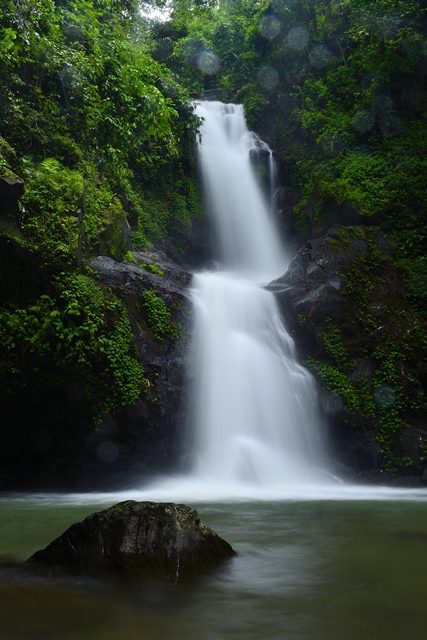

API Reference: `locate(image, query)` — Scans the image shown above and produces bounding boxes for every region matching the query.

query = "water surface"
[1,495,427,639]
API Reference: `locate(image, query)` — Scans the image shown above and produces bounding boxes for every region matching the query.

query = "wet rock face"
[89,256,194,481]
[26,501,236,581]
[0,254,194,491]
[268,226,394,358]
[154,216,213,271]
[0,174,24,216]
[270,225,427,479]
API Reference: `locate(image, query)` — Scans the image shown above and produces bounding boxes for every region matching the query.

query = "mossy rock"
[26,501,236,582]
[271,225,427,478]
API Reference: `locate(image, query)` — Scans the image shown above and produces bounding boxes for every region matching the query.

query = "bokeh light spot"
[377,14,401,40]
[374,385,396,408]
[380,113,401,135]
[155,38,172,61]
[258,66,279,90]
[309,44,332,68]
[96,441,119,464]
[59,65,81,90]
[371,93,394,116]
[260,14,281,40]
[197,50,220,75]
[62,20,82,41]
[321,134,344,157]
[330,0,348,15]
[328,393,344,413]
[362,71,387,92]
[286,26,309,52]
[353,109,375,133]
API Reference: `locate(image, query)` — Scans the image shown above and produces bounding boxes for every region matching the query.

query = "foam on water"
[4,483,427,507]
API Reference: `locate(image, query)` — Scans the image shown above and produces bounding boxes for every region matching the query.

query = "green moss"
[306,357,360,413]
[348,226,365,240]
[397,256,427,313]
[142,290,181,342]
[322,327,350,371]
[140,262,165,276]
[123,251,137,264]
[328,228,350,251]
[297,314,307,327]
[307,241,427,473]
[0,272,148,421]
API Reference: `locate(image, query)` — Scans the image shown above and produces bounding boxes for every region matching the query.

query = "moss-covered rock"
[26,501,236,582]
[270,225,427,480]
[88,256,193,484]
[0,253,193,491]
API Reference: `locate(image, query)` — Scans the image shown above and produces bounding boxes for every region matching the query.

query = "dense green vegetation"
[1,0,427,473]
[142,289,181,341]
[148,0,427,309]
[0,0,199,422]
[0,269,149,419]
[0,0,200,253]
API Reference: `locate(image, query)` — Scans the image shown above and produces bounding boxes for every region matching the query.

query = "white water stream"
[110,100,339,501]
[81,100,423,504]
[185,101,328,494]
[195,102,284,281]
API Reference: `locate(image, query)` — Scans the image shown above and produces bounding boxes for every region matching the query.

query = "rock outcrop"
[87,255,193,484]
[0,252,193,491]
[0,173,24,217]
[26,501,236,581]
[270,225,427,480]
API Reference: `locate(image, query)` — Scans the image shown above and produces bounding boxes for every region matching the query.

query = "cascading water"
[195,102,284,282]
[178,101,330,498]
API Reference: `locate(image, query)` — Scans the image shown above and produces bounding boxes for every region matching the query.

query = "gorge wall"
[2,197,427,488]
[0,235,193,490]
[270,225,427,483]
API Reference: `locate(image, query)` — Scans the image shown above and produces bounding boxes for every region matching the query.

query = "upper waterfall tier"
[194,101,289,283]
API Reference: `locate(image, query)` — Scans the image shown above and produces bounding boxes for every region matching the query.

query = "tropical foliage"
[0,0,199,255]
[147,0,427,309]
[0,0,199,423]
[2,0,427,463]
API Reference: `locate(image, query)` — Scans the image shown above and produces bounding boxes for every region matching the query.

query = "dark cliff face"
[88,256,194,487]
[0,254,194,491]
[270,225,427,482]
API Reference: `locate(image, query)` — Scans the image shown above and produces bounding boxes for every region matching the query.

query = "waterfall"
[178,101,329,497]
[195,102,285,283]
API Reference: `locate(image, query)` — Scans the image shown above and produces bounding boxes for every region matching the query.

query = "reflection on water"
[1,497,427,639]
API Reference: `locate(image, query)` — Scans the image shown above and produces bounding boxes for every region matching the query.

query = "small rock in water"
[25,501,236,582]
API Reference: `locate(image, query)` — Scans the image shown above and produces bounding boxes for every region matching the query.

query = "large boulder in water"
[26,501,236,581]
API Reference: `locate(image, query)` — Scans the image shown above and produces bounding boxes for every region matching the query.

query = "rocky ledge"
[269,225,427,481]
[0,252,194,491]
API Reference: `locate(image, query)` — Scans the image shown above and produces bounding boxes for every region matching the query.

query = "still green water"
[1,496,427,639]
